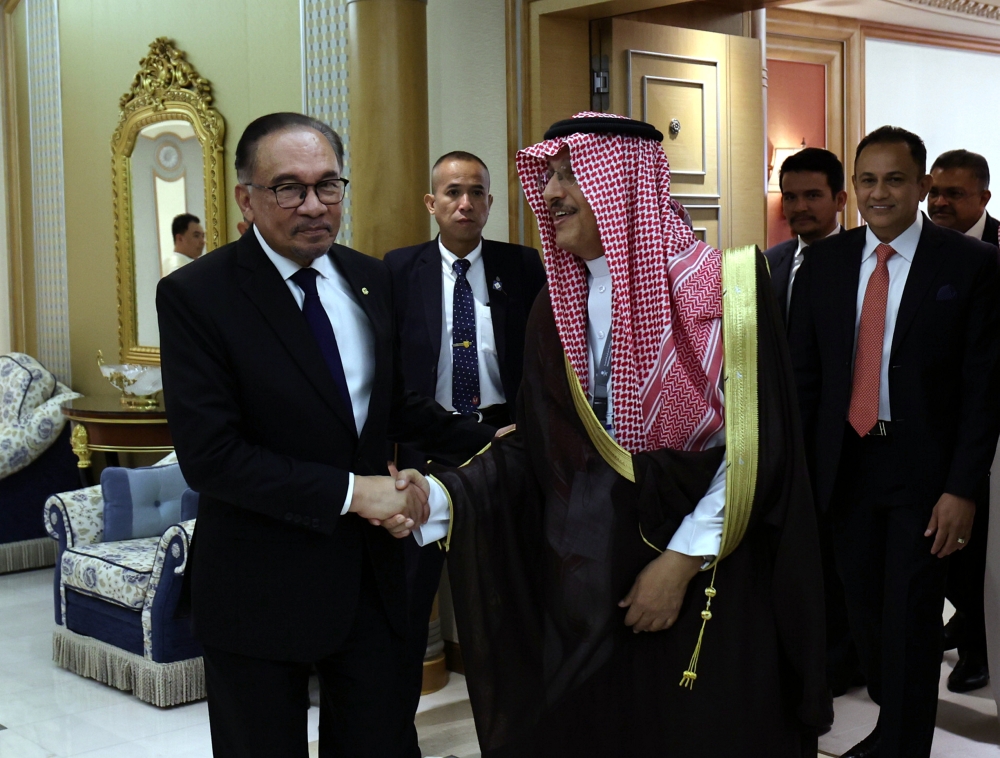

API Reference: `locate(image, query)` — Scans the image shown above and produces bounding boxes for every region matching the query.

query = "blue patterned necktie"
[451,258,481,414]
[289,267,353,415]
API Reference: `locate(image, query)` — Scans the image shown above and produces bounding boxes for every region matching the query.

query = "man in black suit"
[384,150,545,750]
[763,147,847,324]
[928,148,997,693]
[157,113,495,758]
[765,147,859,698]
[789,126,1000,758]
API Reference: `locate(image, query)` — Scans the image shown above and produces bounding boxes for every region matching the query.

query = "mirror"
[112,38,226,364]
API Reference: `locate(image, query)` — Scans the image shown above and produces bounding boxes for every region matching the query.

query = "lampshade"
[768,147,804,193]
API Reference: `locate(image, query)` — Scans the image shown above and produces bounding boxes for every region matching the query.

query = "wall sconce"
[768,140,807,193]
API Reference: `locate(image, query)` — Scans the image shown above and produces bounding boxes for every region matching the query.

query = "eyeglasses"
[247,179,349,209]
[536,166,577,194]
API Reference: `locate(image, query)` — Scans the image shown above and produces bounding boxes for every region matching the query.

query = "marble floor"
[2,567,998,757]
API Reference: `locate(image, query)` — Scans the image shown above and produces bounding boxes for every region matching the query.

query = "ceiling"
[781,0,1000,39]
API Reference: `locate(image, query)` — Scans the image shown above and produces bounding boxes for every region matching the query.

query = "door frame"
[765,8,863,227]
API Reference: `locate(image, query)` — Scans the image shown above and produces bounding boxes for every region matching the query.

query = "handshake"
[348,463,432,539]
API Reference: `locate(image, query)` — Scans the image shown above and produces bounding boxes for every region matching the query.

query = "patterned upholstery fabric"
[61,537,158,611]
[0,353,80,479]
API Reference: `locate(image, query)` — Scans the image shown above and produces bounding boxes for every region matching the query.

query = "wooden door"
[594,19,765,250]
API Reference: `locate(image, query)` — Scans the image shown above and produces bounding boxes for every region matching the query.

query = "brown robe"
[431,254,831,757]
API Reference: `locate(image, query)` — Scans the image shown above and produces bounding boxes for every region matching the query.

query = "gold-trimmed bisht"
[565,245,761,691]
[431,428,516,553]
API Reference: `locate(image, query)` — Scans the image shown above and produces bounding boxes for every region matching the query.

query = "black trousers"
[203,561,408,758]
[830,431,947,758]
[945,479,989,656]
[401,536,448,757]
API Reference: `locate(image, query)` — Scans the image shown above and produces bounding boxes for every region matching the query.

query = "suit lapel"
[891,220,947,357]
[236,236,358,434]
[482,240,509,370]
[417,241,443,362]
[770,241,794,322]
[832,229,865,359]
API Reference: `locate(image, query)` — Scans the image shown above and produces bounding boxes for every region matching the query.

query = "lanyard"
[591,333,613,431]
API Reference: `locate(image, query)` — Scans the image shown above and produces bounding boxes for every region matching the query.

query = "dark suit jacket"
[983,213,999,248]
[384,238,545,467]
[763,237,798,323]
[156,231,494,662]
[788,216,1000,513]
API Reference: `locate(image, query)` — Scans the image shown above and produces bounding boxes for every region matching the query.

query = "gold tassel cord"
[680,566,718,689]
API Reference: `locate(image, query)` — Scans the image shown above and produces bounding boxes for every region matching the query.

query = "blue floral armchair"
[0,353,80,573]
[43,454,204,707]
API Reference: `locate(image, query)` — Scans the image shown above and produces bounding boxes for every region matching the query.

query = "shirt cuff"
[341,472,355,516]
[666,451,726,562]
[414,477,451,547]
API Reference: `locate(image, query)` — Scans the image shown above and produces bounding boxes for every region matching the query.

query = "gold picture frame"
[112,37,225,365]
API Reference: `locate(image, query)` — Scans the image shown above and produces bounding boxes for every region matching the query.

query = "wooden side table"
[61,397,173,484]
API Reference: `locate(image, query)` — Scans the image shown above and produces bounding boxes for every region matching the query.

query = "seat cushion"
[61,537,159,610]
[101,464,189,541]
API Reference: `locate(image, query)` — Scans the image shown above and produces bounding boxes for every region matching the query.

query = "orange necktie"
[849,243,896,437]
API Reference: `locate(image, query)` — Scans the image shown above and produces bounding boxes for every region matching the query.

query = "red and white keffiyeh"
[516,112,725,454]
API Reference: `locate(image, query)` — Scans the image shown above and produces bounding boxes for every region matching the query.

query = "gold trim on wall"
[1,0,26,353]
[112,38,226,365]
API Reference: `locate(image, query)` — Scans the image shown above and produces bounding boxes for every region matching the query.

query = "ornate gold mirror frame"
[112,37,225,365]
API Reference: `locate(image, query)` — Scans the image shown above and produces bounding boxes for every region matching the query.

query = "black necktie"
[289,267,352,415]
[451,259,481,414]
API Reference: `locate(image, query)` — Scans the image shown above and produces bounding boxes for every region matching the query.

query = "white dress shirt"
[418,254,727,561]
[787,224,842,312]
[853,213,922,421]
[435,238,506,410]
[255,225,376,514]
[965,211,988,241]
[163,250,196,276]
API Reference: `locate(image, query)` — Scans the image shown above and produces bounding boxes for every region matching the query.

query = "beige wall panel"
[348,0,429,258]
[532,15,590,144]
[58,0,301,398]
[724,35,765,249]
[427,0,509,243]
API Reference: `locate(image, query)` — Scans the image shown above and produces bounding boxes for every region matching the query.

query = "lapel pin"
[493,277,503,292]
[361,287,369,295]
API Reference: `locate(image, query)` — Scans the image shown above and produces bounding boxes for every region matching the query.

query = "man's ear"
[918,173,933,201]
[235,184,254,223]
[424,193,436,216]
[836,190,848,213]
[982,189,992,209]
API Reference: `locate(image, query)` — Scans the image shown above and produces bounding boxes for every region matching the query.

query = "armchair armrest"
[44,484,105,550]
[142,518,196,661]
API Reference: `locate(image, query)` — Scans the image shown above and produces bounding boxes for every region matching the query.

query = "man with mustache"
[789,126,1000,758]
[928,149,997,694]
[764,147,860,698]
[383,113,831,756]
[764,147,847,325]
[384,150,544,753]
[156,112,495,757]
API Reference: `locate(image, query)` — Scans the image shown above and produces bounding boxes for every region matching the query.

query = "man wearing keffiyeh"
[380,113,831,756]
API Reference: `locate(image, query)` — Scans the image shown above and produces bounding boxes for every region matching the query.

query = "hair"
[778,147,845,195]
[235,113,344,183]
[431,150,490,191]
[930,149,990,190]
[855,125,927,176]
[172,213,200,240]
